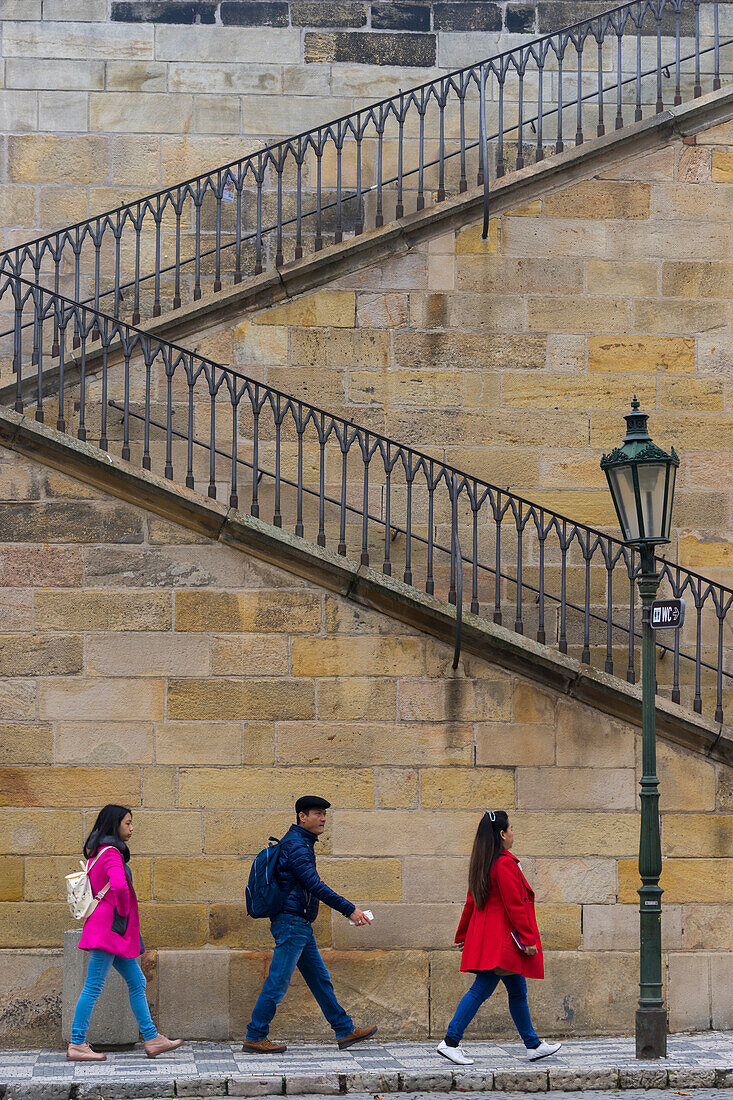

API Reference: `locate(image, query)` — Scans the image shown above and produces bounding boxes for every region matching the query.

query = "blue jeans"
[247,914,354,1041]
[71,949,157,1044]
[445,971,540,1047]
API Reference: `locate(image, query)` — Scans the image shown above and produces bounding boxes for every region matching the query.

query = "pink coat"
[78,846,142,959]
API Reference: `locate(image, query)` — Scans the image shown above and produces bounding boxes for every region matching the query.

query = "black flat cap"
[295,795,331,815]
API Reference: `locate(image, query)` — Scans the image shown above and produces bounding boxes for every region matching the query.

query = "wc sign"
[651,597,685,630]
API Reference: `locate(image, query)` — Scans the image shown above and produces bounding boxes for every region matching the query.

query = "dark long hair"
[467,810,509,909]
[83,804,132,859]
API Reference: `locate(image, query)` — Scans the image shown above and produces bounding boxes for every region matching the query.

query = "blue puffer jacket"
[275,824,354,923]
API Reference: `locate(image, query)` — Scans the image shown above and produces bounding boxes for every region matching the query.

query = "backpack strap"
[85,845,115,902]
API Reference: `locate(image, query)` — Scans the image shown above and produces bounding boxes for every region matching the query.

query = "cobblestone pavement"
[311,1092,733,1100]
[0,1032,731,1098]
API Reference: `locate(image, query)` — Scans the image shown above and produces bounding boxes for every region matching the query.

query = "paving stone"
[3,1086,71,1100]
[285,1076,341,1095]
[493,1068,549,1091]
[399,1071,454,1091]
[618,1068,669,1088]
[668,1068,718,1087]
[228,1077,286,1096]
[343,1072,400,1091]
[549,1068,620,1090]
[2,1034,732,1100]
[177,1076,230,1096]
[75,1084,176,1099]
[452,1070,495,1090]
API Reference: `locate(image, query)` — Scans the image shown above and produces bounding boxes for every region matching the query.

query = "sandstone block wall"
[5,115,730,716]
[174,118,733,698]
[1,0,730,258]
[0,441,731,1045]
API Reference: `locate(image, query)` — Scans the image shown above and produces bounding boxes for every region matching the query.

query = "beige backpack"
[65,846,113,920]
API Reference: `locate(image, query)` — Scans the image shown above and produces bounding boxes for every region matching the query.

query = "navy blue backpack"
[245,836,286,918]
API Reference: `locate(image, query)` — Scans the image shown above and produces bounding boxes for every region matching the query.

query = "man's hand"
[350,908,372,926]
[524,945,539,955]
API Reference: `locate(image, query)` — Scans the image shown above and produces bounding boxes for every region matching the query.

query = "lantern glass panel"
[663,464,677,539]
[636,461,668,542]
[607,464,639,542]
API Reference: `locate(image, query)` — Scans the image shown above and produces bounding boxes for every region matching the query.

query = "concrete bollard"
[61,929,140,1046]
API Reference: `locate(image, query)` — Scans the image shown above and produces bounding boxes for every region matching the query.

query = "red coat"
[455,849,544,979]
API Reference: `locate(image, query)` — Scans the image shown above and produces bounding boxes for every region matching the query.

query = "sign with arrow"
[651,597,685,630]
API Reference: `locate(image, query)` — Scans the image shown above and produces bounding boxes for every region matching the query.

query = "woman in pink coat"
[67,804,184,1063]
[437,810,562,1067]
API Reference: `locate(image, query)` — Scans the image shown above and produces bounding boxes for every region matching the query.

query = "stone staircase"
[2,84,733,724]
[0,4,731,731]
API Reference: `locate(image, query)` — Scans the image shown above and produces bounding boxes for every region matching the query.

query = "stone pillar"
[61,929,140,1046]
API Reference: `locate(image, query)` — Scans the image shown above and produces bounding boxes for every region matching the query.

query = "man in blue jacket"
[242,795,376,1054]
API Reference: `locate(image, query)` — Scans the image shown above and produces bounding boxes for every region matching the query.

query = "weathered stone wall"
[0,441,731,1046]
[1,0,730,254]
[205,117,733,630]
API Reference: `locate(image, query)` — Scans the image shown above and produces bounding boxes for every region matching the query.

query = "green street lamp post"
[601,397,679,1061]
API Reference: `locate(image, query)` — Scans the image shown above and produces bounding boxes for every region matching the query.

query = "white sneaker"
[527,1040,562,1061]
[437,1039,474,1065]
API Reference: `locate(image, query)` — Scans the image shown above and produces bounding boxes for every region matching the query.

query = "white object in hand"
[350,909,374,925]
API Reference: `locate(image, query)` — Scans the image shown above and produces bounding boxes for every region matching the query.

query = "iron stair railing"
[2,274,732,723]
[0,0,730,336]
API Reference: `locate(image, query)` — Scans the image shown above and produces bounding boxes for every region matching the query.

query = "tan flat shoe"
[144,1033,184,1058]
[66,1042,107,1062]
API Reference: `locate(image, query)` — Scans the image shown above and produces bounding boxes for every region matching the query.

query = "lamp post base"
[636,1007,667,1059]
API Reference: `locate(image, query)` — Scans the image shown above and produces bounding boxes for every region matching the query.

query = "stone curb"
[2,1065,732,1098]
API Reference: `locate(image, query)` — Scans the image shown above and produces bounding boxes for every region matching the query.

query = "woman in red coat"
[437,810,562,1066]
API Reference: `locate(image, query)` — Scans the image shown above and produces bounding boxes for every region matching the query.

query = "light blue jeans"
[445,971,540,1047]
[70,949,157,1044]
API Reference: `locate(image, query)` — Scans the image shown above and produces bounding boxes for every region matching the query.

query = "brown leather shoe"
[241,1038,288,1054]
[66,1042,107,1062]
[337,1025,378,1050]
[144,1034,184,1058]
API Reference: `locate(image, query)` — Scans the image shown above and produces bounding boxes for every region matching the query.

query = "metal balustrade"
[0,0,730,335]
[3,275,732,724]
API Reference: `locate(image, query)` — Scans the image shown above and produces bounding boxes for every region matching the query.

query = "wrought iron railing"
[3,275,732,724]
[0,0,730,335]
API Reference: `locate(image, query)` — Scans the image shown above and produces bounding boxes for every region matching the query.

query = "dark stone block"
[505,4,535,31]
[434,2,501,30]
[291,1,368,26]
[0,503,144,544]
[305,29,436,64]
[655,4,696,35]
[371,2,431,31]
[537,0,610,33]
[536,0,694,35]
[111,1,216,21]
[220,1,290,25]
